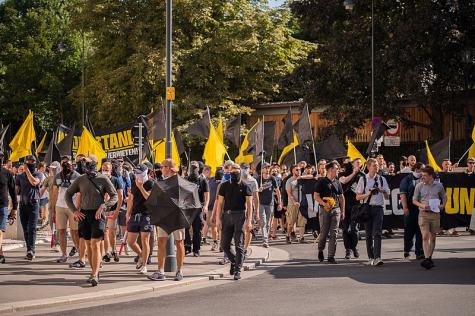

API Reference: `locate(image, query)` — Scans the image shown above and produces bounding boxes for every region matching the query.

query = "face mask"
[241,169,249,177]
[26,163,36,173]
[189,165,199,178]
[155,170,162,179]
[62,163,72,174]
[413,171,422,179]
[85,162,98,176]
[230,172,240,183]
[76,161,85,174]
[135,171,148,183]
[223,173,231,181]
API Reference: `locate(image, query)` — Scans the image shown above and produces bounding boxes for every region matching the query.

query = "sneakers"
[112,251,120,262]
[352,248,360,258]
[298,237,307,244]
[136,257,144,270]
[147,271,166,281]
[70,260,86,269]
[262,242,269,248]
[404,252,410,260]
[211,241,218,251]
[103,253,111,263]
[421,258,434,270]
[56,256,68,263]
[69,247,77,257]
[230,263,235,276]
[139,265,148,275]
[90,275,99,287]
[374,258,384,266]
[367,259,374,266]
[345,249,351,260]
[233,271,241,281]
[174,271,183,281]
[327,257,337,264]
[318,251,324,262]
[26,252,35,261]
[285,236,291,244]
[193,251,200,257]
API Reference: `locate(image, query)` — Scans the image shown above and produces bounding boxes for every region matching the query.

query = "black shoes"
[234,271,241,280]
[318,251,324,262]
[421,258,434,269]
[69,247,77,257]
[0,255,5,264]
[416,255,425,260]
[327,257,337,264]
[230,263,235,276]
[352,248,360,258]
[345,250,351,259]
[285,236,291,244]
[102,254,111,263]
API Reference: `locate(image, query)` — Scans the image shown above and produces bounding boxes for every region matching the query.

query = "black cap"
[134,164,148,174]
[25,155,37,162]
[153,163,162,170]
[143,161,153,170]
[239,162,250,168]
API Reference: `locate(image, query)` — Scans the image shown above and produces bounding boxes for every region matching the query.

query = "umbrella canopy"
[145,175,202,234]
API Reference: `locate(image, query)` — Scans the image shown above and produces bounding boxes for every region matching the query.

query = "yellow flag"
[347,141,367,165]
[154,134,180,165]
[9,110,36,162]
[425,140,442,172]
[235,121,260,164]
[217,116,224,143]
[35,132,47,156]
[203,124,227,175]
[278,133,299,165]
[469,125,475,159]
[77,127,106,170]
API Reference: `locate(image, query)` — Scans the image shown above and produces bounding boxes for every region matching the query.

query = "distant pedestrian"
[0,150,18,264]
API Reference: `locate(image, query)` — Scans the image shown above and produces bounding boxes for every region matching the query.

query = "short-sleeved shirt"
[341,172,365,206]
[355,174,390,207]
[218,181,252,212]
[108,176,123,211]
[241,176,258,193]
[16,172,44,205]
[54,171,80,209]
[131,179,154,214]
[256,175,278,206]
[285,177,300,207]
[399,173,421,209]
[314,177,343,209]
[208,178,221,210]
[413,181,446,212]
[187,175,209,204]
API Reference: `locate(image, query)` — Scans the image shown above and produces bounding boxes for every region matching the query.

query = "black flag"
[224,116,241,148]
[0,124,9,153]
[45,132,61,165]
[278,109,293,150]
[315,134,346,161]
[416,137,450,166]
[174,129,186,155]
[57,123,75,158]
[145,106,166,141]
[263,121,276,156]
[185,108,210,139]
[281,146,309,167]
[244,120,264,157]
[365,121,390,156]
[294,104,313,150]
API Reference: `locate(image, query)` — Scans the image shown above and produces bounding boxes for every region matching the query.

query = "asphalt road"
[38,234,475,316]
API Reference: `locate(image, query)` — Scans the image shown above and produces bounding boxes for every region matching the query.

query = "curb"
[0,245,276,314]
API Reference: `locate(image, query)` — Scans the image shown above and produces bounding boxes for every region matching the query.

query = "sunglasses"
[468,161,475,164]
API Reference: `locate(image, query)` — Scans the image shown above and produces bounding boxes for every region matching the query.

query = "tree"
[0,0,82,132]
[284,0,475,140]
[71,0,312,127]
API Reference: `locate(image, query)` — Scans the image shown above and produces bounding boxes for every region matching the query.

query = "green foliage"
[285,0,475,140]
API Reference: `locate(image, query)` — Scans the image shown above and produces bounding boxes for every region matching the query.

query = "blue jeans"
[365,206,384,259]
[19,203,39,254]
[0,206,9,232]
[404,207,423,256]
[259,204,273,243]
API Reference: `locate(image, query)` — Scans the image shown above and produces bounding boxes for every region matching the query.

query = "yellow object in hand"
[322,197,336,212]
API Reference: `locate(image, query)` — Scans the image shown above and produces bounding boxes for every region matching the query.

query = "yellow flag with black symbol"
[35,133,47,156]
[9,110,36,162]
[347,141,366,165]
[469,125,475,159]
[425,140,442,172]
[235,121,260,165]
[77,127,106,170]
[278,133,299,165]
[154,134,180,165]
[203,124,227,175]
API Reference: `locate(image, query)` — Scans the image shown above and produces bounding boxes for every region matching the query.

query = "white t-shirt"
[54,171,80,209]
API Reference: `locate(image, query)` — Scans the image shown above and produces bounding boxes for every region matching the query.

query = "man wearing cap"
[0,150,18,263]
[65,155,118,286]
[215,163,253,280]
[148,159,187,282]
[15,155,44,261]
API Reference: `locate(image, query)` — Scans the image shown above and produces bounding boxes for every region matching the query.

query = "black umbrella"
[145,175,202,234]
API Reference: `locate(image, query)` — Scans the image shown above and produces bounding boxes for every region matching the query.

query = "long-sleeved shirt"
[65,173,117,212]
[0,167,18,210]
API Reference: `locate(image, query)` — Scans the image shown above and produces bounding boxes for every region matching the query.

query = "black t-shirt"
[187,175,209,204]
[256,175,278,205]
[208,177,221,210]
[314,177,343,208]
[299,178,318,196]
[342,171,364,205]
[218,181,252,211]
[131,179,154,214]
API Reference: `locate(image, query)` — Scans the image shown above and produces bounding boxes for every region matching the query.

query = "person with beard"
[0,150,18,263]
[50,157,81,263]
[65,155,118,286]
[15,155,44,261]
[184,161,209,257]
[400,162,425,260]
[339,158,364,259]
[203,167,223,250]
[215,163,253,280]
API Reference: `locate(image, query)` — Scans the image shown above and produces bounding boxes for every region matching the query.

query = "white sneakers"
[373,258,384,266]
[139,265,148,275]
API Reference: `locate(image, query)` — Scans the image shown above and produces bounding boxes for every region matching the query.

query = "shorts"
[156,226,185,241]
[118,208,127,227]
[39,198,48,207]
[206,210,215,227]
[418,211,440,234]
[274,204,283,219]
[0,207,8,232]
[127,213,154,233]
[55,206,78,230]
[78,210,105,240]
[286,204,307,227]
[106,217,118,230]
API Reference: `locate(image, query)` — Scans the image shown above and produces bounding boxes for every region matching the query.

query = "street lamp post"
[81,33,86,128]
[344,0,374,122]
[164,0,177,272]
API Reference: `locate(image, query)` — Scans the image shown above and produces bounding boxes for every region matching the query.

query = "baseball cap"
[239,162,250,169]
[25,155,37,162]
[134,164,148,174]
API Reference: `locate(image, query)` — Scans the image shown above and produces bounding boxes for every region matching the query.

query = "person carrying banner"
[65,155,118,286]
[16,155,44,261]
[314,161,345,264]
[0,150,18,264]
[215,163,253,280]
[356,158,390,266]
[412,166,447,269]
[399,162,425,260]
[339,158,364,259]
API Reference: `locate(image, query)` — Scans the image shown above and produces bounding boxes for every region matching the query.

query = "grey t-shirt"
[65,173,118,212]
[413,181,447,212]
[285,177,300,207]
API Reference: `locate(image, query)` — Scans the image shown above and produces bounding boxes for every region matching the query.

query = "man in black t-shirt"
[314,161,345,264]
[215,163,252,281]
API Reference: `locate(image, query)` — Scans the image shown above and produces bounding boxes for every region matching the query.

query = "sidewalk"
[0,240,273,313]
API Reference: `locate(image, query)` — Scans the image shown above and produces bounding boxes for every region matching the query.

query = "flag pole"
[448,131,451,162]
[456,146,471,165]
[289,106,297,165]
[260,116,265,187]
[306,104,318,165]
